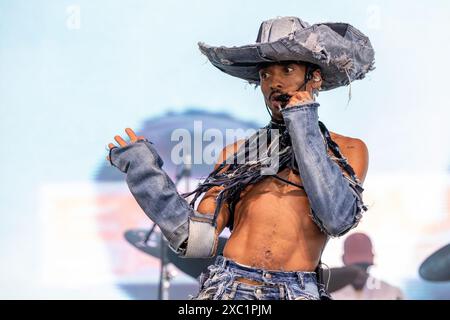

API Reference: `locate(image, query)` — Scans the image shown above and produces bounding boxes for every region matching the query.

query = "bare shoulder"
[330,132,368,155]
[215,139,246,169]
[329,131,369,184]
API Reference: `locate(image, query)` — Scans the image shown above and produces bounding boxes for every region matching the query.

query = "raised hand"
[106,128,145,161]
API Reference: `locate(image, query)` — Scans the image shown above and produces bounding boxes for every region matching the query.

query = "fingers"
[299,90,313,100]
[114,135,127,147]
[107,129,145,163]
[287,91,313,106]
[125,128,138,142]
[124,128,146,142]
[106,143,115,162]
[285,91,298,99]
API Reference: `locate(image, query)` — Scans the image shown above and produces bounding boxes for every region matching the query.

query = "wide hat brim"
[198,22,375,91]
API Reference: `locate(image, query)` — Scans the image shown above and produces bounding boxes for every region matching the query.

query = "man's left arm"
[281,101,369,237]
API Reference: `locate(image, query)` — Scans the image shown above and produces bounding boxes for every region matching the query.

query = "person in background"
[332,232,404,300]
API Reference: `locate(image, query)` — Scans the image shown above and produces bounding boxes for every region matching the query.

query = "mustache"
[273,94,291,103]
[269,91,291,104]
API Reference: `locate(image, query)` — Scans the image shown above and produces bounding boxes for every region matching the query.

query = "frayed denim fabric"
[109,140,218,257]
[190,255,331,300]
[281,101,366,236]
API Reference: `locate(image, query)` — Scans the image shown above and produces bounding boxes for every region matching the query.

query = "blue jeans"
[190,255,331,300]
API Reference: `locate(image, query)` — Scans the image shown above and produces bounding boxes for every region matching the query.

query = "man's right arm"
[108,131,242,258]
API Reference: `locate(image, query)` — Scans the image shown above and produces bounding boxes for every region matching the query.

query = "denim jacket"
[109,101,366,256]
[280,101,365,237]
[109,141,192,254]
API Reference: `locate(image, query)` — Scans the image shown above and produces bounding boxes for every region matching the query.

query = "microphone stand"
[158,155,192,300]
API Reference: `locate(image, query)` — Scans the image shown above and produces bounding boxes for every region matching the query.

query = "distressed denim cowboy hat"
[198,16,375,91]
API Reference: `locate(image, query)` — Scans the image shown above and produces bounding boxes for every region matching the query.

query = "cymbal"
[124,229,228,278]
[124,229,160,256]
[419,243,450,282]
[323,266,369,293]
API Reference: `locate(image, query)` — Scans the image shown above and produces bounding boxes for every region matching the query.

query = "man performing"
[107,16,374,300]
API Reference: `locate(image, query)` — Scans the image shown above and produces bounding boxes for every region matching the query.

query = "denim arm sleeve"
[281,102,365,237]
[109,140,219,257]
